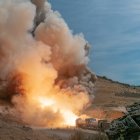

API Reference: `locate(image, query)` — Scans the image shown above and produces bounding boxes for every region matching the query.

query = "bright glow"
[37,96,78,126]
[61,110,78,126]
[38,97,55,108]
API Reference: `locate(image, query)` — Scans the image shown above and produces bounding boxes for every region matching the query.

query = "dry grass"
[69,130,108,140]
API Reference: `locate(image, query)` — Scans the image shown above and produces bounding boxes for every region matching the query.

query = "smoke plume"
[0,0,96,127]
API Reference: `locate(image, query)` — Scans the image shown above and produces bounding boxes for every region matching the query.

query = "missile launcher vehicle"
[105,102,140,140]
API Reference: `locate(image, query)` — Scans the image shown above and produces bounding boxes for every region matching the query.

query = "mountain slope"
[94,76,140,107]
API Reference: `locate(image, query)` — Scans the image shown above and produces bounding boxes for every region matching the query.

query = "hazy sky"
[49,0,140,85]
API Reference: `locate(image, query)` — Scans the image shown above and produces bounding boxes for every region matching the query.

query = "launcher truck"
[105,102,140,140]
[76,118,110,131]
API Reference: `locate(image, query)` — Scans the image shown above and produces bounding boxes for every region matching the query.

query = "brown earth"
[0,112,106,140]
[0,76,139,140]
[83,76,140,120]
[94,76,140,107]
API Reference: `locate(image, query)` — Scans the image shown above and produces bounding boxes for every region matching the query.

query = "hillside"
[0,75,139,140]
[94,76,140,107]
[83,75,140,120]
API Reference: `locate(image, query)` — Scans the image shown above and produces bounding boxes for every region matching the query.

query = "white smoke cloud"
[0,0,96,127]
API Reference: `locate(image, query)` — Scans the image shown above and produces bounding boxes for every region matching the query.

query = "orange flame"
[37,96,78,126]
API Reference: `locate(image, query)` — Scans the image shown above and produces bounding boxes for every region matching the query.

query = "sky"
[49,0,140,85]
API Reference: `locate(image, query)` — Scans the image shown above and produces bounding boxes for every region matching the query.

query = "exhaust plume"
[0,0,96,127]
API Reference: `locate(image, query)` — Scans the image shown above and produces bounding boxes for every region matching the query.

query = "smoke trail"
[0,0,96,127]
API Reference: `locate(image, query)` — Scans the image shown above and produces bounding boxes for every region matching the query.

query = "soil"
[0,76,139,140]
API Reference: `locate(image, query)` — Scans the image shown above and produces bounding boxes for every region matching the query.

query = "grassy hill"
[93,76,140,107]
